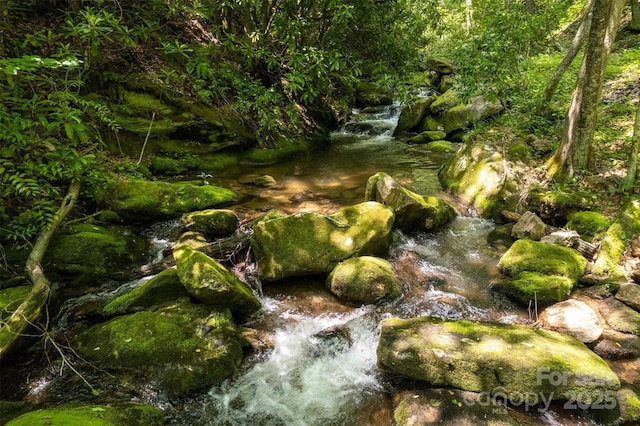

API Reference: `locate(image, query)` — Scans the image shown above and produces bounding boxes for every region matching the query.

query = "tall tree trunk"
[631,0,640,31]
[0,180,80,359]
[541,0,593,108]
[465,0,474,31]
[545,0,625,181]
[624,100,640,188]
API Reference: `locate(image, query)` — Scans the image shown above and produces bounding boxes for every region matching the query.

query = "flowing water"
[2,105,608,425]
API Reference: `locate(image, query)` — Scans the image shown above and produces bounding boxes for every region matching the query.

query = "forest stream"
[1,105,619,426]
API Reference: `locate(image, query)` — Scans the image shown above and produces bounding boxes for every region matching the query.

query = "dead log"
[133,233,252,278]
[0,180,81,358]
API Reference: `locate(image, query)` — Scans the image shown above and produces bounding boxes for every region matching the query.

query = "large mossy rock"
[429,89,461,115]
[495,239,587,305]
[6,403,163,426]
[365,172,455,231]
[103,268,189,315]
[326,256,401,304]
[442,96,504,134]
[377,317,620,404]
[439,141,517,219]
[180,209,239,237]
[393,96,436,136]
[566,211,611,242]
[591,198,640,283]
[251,202,395,282]
[174,246,261,316]
[99,180,237,223]
[74,306,243,397]
[44,224,148,286]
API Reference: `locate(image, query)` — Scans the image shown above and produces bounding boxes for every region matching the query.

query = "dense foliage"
[0,0,433,244]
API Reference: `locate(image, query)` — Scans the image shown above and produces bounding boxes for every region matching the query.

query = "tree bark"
[631,0,640,31]
[541,0,593,108]
[0,180,80,359]
[545,0,626,182]
[623,100,640,188]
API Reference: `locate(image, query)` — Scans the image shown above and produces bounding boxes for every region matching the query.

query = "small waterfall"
[202,303,383,426]
[333,102,401,139]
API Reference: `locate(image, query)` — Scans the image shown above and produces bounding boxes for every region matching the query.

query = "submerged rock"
[377,317,620,405]
[73,306,243,397]
[251,202,395,282]
[5,402,164,426]
[327,256,401,304]
[393,388,531,426]
[99,180,237,223]
[365,172,455,232]
[495,239,587,305]
[538,299,603,343]
[174,246,261,315]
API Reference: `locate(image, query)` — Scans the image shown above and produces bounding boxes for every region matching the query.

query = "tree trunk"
[541,0,593,108]
[623,100,640,188]
[465,0,474,31]
[545,0,626,181]
[631,0,640,31]
[0,180,80,359]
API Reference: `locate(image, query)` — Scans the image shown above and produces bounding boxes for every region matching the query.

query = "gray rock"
[539,299,603,343]
[512,211,547,241]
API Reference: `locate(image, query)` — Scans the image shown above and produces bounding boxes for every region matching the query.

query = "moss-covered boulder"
[526,186,593,225]
[566,211,611,242]
[418,115,443,133]
[103,268,189,315]
[73,306,243,397]
[618,385,640,424]
[442,96,504,134]
[0,286,31,321]
[180,209,239,237]
[425,140,455,152]
[407,130,447,144]
[495,239,587,305]
[393,96,436,136]
[326,256,401,304]
[439,141,517,219]
[6,403,163,426]
[377,317,620,405]
[99,180,237,223]
[354,82,394,107]
[365,172,455,231]
[592,199,640,283]
[174,246,260,315]
[429,89,461,115]
[251,202,395,282]
[44,224,148,286]
[507,142,534,162]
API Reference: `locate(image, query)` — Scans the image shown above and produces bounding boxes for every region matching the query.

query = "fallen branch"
[0,180,81,359]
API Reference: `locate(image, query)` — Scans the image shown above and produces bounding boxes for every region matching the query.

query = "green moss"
[174,247,261,315]
[498,239,587,280]
[181,209,239,237]
[0,400,33,424]
[425,140,455,152]
[44,224,148,286]
[0,286,31,320]
[618,386,640,423]
[592,200,640,281]
[507,142,533,162]
[103,268,188,315]
[327,256,401,304]
[241,136,310,164]
[74,307,242,396]
[150,156,192,175]
[6,403,163,426]
[408,130,447,144]
[101,180,238,222]
[526,186,592,223]
[378,317,620,405]
[566,211,611,242]
[503,272,574,304]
